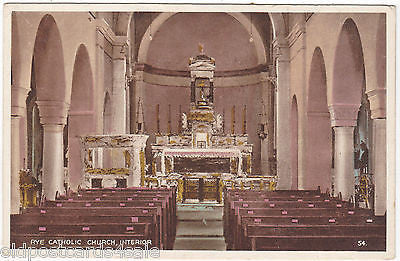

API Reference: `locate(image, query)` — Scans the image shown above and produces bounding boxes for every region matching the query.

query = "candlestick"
[242,105,247,134]
[168,104,171,134]
[156,104,160,134]
[231,105,235,135]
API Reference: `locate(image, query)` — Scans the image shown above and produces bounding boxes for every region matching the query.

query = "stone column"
[333,126,355,201]
[134,66,145,133]
[161,154,166,175]
[11,116,22,214]
[11,86,29,214]
[42,124,65,199]
[259,72,270,175]
[329,104,359,201]
[127,148,141,187]
[273,36,291,189]
[371,119,386,215]
[238,154,243,175]
[36,101,69,200]
[111,42,127,134]
[95,28,106,134]
[367,88,386,215]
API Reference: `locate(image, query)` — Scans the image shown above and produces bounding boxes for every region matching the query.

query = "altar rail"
[143,174,277,203]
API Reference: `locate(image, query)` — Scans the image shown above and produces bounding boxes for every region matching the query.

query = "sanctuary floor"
[173,203,226,250]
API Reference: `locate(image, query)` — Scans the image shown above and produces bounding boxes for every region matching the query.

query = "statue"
[198,43,204,54]
[215,113,223,131]
[182,113,187,129]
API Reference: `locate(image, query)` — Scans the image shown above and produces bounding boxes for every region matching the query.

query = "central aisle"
[173,203,226,250]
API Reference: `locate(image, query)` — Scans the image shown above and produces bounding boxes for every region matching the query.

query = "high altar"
[151,47,253,180]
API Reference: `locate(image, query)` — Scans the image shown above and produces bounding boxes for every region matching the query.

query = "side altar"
[151,47,253,178]
[80,134,148,189]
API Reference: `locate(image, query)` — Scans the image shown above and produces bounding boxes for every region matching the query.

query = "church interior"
[9,10,390,252]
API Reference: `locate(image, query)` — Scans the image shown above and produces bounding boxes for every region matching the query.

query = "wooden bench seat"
[229,200,352,210]
[12,222,151,236]
[44,200,172,247]
[246,234,386,251]
[228,214,384,250]
[223,188,385,251]
[10,234,153,248]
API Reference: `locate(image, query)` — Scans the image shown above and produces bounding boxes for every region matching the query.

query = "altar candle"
[168,104,171,134]
[231,105,235,134]
[178,105,182,133]
[156,104,160,134]
[242,105,247,134]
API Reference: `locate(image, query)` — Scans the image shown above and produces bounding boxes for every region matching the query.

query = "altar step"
[173,204,226,250]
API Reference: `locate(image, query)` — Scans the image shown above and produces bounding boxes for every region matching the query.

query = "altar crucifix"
[189,44,215,109]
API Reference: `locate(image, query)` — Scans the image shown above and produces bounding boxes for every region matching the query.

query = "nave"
[8,8,392,255]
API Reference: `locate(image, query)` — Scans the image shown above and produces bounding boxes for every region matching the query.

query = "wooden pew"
[243,223,386,251]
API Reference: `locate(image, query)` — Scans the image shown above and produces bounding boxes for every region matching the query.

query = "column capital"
[11,85,30,116]
[134,70,144,82]
[42,124,64,132]
[258,71,270,82]
[36,100,69,126]
[112,40,128,60]
[272,35,290,62]
[366,88,386,119]
[328,103,360,127]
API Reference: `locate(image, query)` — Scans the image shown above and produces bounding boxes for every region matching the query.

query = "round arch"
[68,44,95,189]
[33,14,66,103]
[137,12,268,65]
[305,47,331,192]
[330,18,365,201]
[32,14,68,199]
[331,18,364,109]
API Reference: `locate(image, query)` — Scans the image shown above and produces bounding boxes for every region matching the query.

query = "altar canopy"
[151,47,253,179]
[80,134,148,188]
